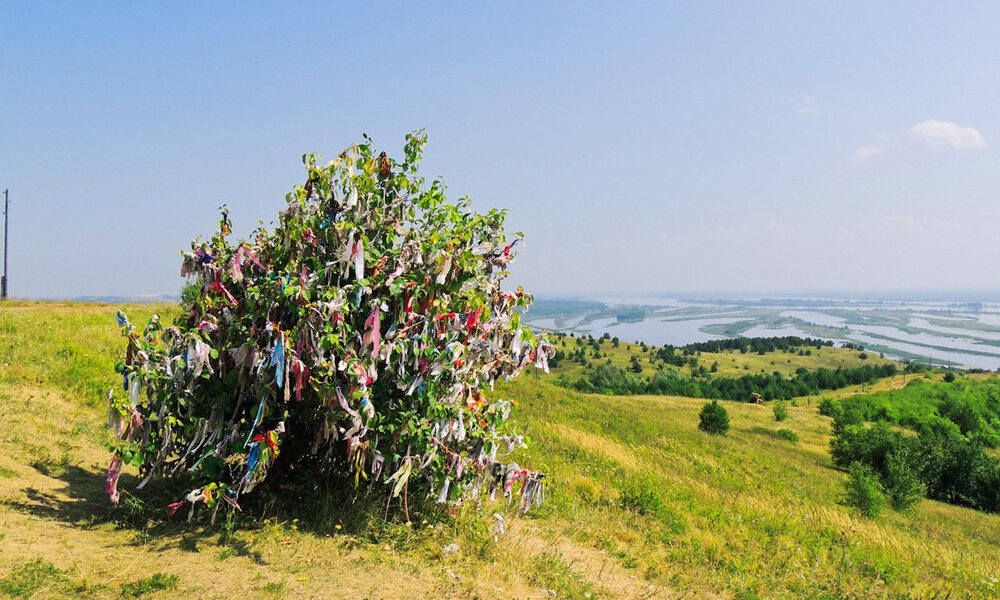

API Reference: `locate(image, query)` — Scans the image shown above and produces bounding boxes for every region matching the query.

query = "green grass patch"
[120,573,179,597]
[0,559,66,598]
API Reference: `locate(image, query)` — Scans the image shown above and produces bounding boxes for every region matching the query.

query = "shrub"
[831,406,867,435]
[831,422,911,477]
[938,397,985,438]
[106,133,551,520]
[883,450,923,511]
[845,462,885,518]
[179,278,202,305]
[831,414,1000,514]
[698,401,730,436]
[775,428,798,443]
[818,397,838,417]
[772,402,789,422]
[943,372,956,383]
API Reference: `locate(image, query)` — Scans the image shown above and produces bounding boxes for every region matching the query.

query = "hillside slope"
[1,303,999,599]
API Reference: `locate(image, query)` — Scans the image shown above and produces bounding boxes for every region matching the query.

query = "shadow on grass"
[15,464,120,524]
[6,460,441,558]
[5,464,260,557]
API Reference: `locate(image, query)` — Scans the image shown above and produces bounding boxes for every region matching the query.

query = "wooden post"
[1,189,8,300]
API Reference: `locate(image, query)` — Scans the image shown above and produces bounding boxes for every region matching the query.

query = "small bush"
[698,401,730,436]
[943,372,956,383]
[883,450,923,511]
[775,428,799,443]
[845,462,885,518]
[178,278,202,305]
[818,397,837,417]
[772,402,789,422]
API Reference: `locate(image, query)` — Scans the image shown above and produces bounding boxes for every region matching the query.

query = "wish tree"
[105,132,552,521]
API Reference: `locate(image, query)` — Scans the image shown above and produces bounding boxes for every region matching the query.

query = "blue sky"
[2,2,999,298]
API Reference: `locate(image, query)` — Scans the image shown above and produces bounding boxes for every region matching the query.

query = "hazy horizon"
[34,288,1000,305]
[3,2,1000,299]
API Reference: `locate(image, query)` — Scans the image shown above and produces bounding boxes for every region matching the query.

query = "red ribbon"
[466,307,483,332]
[208,269,237,305]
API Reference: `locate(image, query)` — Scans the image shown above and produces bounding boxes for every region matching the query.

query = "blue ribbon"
[246,442,261,472]
[272,339,285,388]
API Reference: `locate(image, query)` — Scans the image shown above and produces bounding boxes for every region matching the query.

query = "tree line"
[673,335,833,355]
[561,362,897,401]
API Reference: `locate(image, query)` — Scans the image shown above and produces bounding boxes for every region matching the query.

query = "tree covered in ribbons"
[106,132,553,521]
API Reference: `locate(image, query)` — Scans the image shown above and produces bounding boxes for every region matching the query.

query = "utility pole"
[1,189,8,300]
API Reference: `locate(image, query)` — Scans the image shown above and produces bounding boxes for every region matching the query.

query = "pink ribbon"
[363,306,381,356]
[105,455,123,504]
[290,354,309,401]
[208,270,237,304]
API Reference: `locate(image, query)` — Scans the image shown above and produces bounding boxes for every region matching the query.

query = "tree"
[845,462,885,518]
[106,133,551,521]
[937,397,982,437]
[883,449,923,511]
[698,401,730,436]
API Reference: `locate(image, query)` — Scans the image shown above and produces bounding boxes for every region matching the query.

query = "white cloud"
[853,120,986,161]
[906,120,986,149]
[853,143,884,160]
[796,97,820,116]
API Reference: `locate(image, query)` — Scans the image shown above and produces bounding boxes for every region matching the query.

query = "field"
[2,303,1000,599]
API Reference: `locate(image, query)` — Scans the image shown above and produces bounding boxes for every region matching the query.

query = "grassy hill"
[2,303,1000,599]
